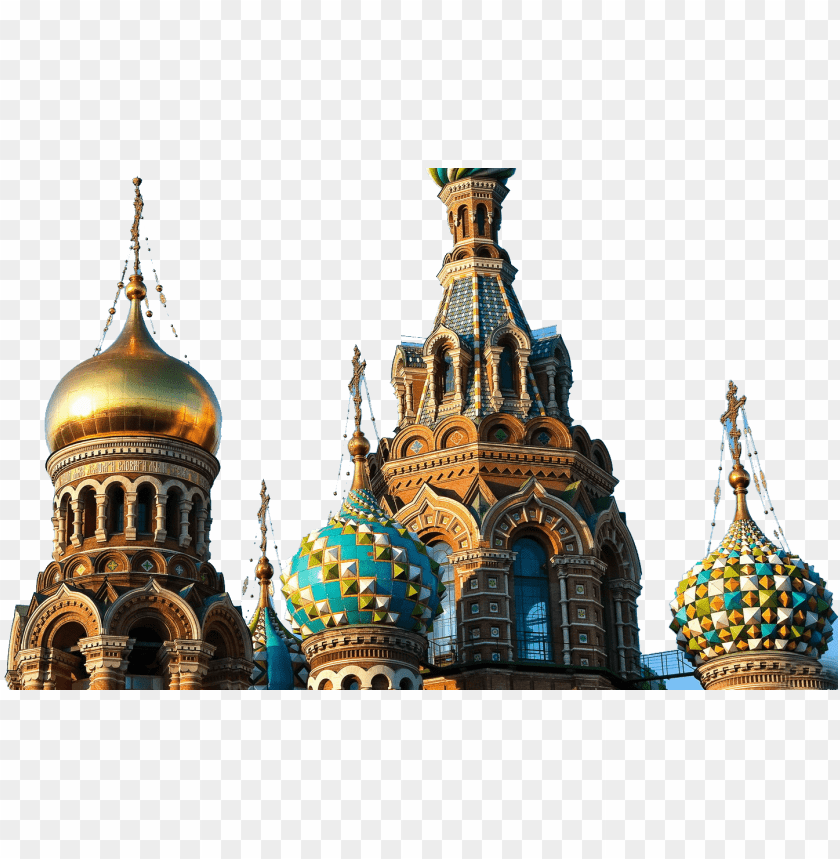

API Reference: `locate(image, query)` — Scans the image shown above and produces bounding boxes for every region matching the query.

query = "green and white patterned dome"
[282,488,446,638]
[428,167,516,188]
[669,517,836,665]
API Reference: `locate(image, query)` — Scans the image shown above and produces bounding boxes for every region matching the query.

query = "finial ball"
[125,274,147,301]
[133,177,142,186]
[348,429,370,458]
[728,464,751,490]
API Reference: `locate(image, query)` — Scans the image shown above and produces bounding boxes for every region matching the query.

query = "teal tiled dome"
[669,518,836,665]
[428,167,516,188]
[282,489,446,638]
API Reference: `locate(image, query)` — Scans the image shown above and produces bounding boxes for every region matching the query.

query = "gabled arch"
[422,324,462,359]
[395,483,479,552]
[488,320,531,351]
[22,583,103,650]
[104,578,201,640]
[592,503,642,587]
[478,413,526,445]
[200,594,253,662]
[433,415,478,450]
[481,477,595,556]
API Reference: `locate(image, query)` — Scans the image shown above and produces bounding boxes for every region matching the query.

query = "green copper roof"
[428,168,516,188]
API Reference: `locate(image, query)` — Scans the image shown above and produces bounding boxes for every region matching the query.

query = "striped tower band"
[472,274,482,414]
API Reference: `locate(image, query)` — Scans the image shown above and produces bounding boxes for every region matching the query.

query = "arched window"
[135,484,154,534]
[499,344,516,393]
[80,487,96,540]
[427,542,456,666]
[166,490,182,540]
[512,537,553,661]
[107,486,124,535]
[457,206,468,240]
[476,204,486,236]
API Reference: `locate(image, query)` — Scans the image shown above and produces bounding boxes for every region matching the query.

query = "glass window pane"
[513,537,553,661]
[427,542,456,664]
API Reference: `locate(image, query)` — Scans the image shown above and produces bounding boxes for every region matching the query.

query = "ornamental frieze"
[53,458,210,492]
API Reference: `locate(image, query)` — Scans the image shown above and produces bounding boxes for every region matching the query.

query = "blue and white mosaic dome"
[282,489,446,638]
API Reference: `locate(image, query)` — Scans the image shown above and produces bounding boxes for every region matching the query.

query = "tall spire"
[130,177,144,277]
[347,345,371,491]
[720,380,751,521]
[255,479,274,610]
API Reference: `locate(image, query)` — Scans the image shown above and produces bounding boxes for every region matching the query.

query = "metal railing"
[639,649,696,682]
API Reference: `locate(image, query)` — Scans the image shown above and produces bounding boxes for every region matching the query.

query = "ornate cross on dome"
[257,479,270,558]
[131,177,144,276]
[348,345,366,431]
[720,380,747,466]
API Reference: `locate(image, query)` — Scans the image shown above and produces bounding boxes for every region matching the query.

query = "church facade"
[367,168,644,689]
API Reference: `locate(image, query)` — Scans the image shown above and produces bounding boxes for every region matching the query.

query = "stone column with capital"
[557,573,572,665]
[124,491,137,541]
[487,346,503,411]
[95,493,108,542]
[178,500,192,548]
[16,647,51,690]
[69,501,83,548]
[153,493,167,543]
[161,640,214,690]
[451,352,464,410]
[51,512,62,559]
[56,507,68,557]
[42,649,83,690]
[194,501,207,558]
[79,635,134,690]
[517,357,531,413]
[546,366,559,415]
[613,596,627,676]
[405,376,415,417]
[423,356,438,420]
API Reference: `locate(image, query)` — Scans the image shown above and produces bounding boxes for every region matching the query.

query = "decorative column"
[556,568,572,665]
[95,493,108,542]
[178,499,192,548]
[194,501,207,558]
[69,500,83,548]
[124,491,137,540]
[395,384,405,423]
[202,510,213,561]
[451,352,464,410]
[517,356,531,413]
[559,369,573,425]
[423,356,437,420]
[56,506,67,556]
[153,493,167,543]
[42,649,81,690]
[79,635,134,690]
[613,596,626,676]
[51,512,62,559]
[487,346,503,410]
[546,365,559,415]
[161,640,214,690]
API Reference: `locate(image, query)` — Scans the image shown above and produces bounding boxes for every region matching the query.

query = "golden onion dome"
[45,275,222,455]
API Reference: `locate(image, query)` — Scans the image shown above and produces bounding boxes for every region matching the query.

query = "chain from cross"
[257,479,270,557]
[131,177,144,276]
[348,344,366,431]
[720,380,747,466]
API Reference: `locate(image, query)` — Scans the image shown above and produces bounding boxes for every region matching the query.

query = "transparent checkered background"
[1,3,838,857]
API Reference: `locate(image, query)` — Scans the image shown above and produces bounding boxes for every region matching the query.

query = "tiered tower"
[368,168,644,690]
[5,179,253,691]
[280,348,446,690]
[669,382,836,690]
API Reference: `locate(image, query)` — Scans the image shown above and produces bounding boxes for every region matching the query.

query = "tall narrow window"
[80,487,96,540]
[166,490,181,540]
[427,542,456,665]
[443,352,455,394]
[136,485,153,534]
[108,486,124,534]
[512,537,553,661]
[458,206,468,240]
[499,345,516,393]
[476,204,486,236]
